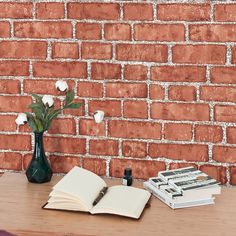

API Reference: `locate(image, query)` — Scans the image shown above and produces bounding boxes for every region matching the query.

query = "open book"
[43,167,151,219]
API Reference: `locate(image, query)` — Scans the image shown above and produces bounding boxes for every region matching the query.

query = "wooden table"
[0,173,235,236]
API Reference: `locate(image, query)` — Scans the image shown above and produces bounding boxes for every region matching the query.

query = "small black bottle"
[123,168,133,186]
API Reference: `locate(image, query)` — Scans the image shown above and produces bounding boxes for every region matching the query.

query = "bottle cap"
[124,168,132,176]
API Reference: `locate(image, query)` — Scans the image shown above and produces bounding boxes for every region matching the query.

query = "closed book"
[144,182,215,209]
[158,166,221,196]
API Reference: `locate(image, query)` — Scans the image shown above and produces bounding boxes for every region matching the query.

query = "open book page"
[90,186,151,219]
[46,167,107,211]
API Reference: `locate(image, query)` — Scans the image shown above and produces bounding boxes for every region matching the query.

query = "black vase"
[26,132,52,183]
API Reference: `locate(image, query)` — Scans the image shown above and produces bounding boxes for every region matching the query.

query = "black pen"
[93,187,108,206]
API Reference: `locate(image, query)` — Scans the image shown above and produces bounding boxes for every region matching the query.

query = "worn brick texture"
[0,0,236,184]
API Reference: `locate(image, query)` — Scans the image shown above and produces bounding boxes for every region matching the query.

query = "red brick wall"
[0,1,235,184]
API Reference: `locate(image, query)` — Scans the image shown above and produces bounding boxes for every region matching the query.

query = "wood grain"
[0,173,235,236]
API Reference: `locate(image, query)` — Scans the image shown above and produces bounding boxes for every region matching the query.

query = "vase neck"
[33,132,45,159]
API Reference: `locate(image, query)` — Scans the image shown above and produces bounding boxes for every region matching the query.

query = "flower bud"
[55,81,68,92]
[15,113,27,125]
[42,95,54,107]
[93,110,104,123]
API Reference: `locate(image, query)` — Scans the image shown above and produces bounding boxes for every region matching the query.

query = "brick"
[22,154,31,170]
[81,42,112,60]
[200,165,227,184]
[89,139,118,156]
[36,3,64,19]
[0,134,31,151]
[0,41,47,59]
[151,66,206,82]
[110,159,165,179]
[106,83,147,98]
[24,79,74,95]
[169,86,196,101]
[83,158,106,176]
[14,22,72,38]
[48,118,76,135]
[170,163,198,170]
[44,136,86,154]
[91,63,121,80]
[79,119,105,137]
[19,123,34,133]
[215,4,236,22]
[172,45,226,64]
[232,47,236,64]
[0,115,17,132]
[124,65,147,81]
[123,100,148,119]
[201,86,236,102]
[122,141,147,158]
[64,99,85,117]
[68,3,120,20]
[213,146,236,163]
[195,125,223,143]
[108,120,161,139]
[230,167,236,185]
[215,105,236,122]
[0,152,22,170]
[227,127,236,144]
[76,23,101,40]
[0,96,31,112]
[49,156,81,173]
[52,42,79,59]
[123,4,153,21]
[151,103,209,121]
[0,22,10,37]
[164,123,192,141]
[116,44,167,62]
[0,3,32,18]
[0,61,29,76]
[150,85,165,100]
[158,4,210,21]
[211,67,236,84]
[88,100,121,117]
[149,143,208,162]
[105,23,131,40]
[190,24,236,42]
[134,24,185,42]
[77,82,103,98]
[33,62,87,78]
[0,80,20,94]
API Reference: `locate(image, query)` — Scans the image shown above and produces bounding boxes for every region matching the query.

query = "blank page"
[52,167,106,210]
[91,185,151,219]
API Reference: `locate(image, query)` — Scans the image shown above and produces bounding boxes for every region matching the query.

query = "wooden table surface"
[0,172,235,236]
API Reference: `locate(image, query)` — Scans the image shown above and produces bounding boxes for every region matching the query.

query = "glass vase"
[26,132,52,183]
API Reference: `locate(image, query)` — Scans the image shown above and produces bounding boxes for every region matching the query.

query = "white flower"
[93,110,104,123]
[42,95,54,107]
[55,81,68,92]
[15,113,27,125]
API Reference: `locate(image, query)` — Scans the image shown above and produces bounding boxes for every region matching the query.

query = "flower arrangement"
[15,81,82,132]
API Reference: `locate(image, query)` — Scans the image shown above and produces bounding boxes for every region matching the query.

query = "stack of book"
[144,166,221,209]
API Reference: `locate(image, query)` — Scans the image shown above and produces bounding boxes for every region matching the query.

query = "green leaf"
[65,90,74,105]
[28,103,42,110]
[47,109,61,121]
[25,112,38,132]
[32,94,42,103]
[34,117,44,132]
[45,109,61,130]
[65,102,82,109]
